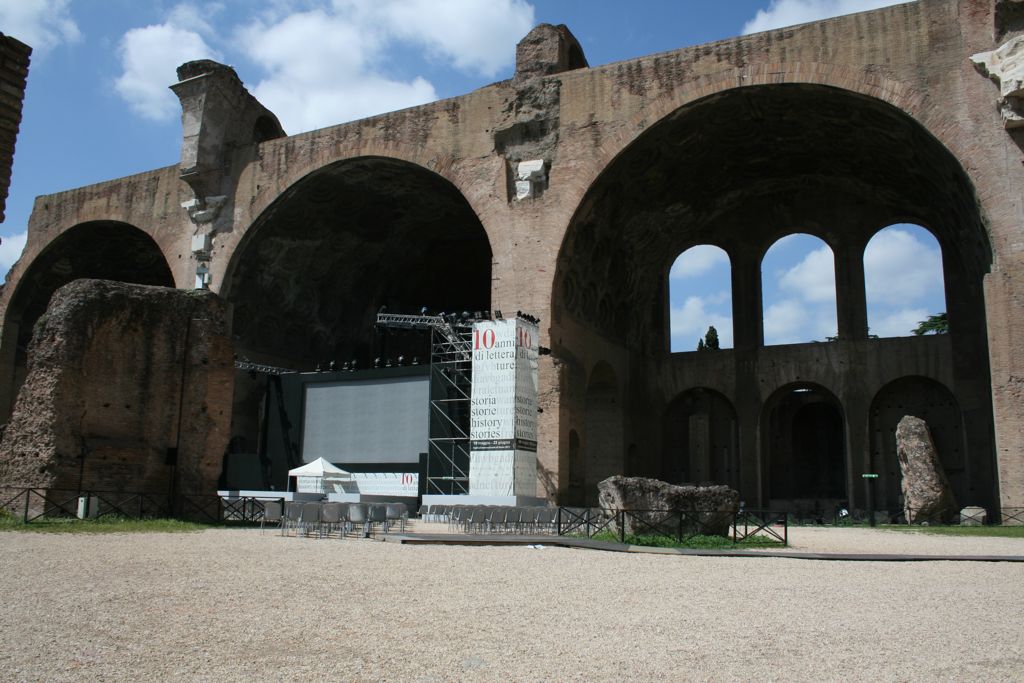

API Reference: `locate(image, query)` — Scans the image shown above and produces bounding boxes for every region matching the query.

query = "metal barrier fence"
[0,487,281,524]
[826,506,1010,526]
[553,507,788,546]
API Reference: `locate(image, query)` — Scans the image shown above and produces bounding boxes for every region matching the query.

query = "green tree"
[704,325,720,350]
[697,326,720,351]
[913,312,948,336]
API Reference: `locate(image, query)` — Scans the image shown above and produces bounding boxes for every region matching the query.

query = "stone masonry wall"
[0,33,30,223]
[0,279,233,498]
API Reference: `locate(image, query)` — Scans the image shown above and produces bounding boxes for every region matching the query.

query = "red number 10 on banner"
[473,328,496,349]
[516,326,532,349]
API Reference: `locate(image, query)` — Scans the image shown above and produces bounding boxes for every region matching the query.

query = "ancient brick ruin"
[1,0,1023,517]
[0,33,31,223]
[0,280,232,502]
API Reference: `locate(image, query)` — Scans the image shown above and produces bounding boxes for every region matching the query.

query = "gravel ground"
[1,527,1022,682]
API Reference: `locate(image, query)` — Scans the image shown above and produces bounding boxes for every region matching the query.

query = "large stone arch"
[0,221,175,417]
[221,155,494,473]
[549,80,993,509]
[215,142,504,295]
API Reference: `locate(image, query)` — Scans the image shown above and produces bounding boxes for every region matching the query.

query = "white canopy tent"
[287,457,352,493]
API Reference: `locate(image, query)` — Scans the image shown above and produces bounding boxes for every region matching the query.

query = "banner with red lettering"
[468,318,539,496]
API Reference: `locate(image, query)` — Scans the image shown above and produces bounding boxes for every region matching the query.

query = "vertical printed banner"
[469,318,539,496]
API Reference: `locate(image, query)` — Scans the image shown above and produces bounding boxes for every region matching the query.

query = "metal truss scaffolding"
[376,313,474,494]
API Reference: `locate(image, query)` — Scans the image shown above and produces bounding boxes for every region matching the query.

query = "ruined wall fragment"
[0,279,233,501]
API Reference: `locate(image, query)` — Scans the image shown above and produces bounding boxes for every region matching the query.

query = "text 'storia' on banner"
[468,318,539,496]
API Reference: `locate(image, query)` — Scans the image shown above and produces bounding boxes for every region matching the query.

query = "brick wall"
[0,34,30,223]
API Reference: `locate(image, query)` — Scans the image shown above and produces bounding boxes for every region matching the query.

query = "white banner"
[469,318,539,496]
[348,472,418,497]
[303,472,418,496]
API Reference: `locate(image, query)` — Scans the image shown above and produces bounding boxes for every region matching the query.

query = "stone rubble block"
[597,475,739,538]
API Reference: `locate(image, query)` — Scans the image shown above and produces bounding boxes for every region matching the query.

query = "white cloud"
[235,0,533,133]
[779,244,835,303]
[864,228,943,304]
[763,298,808,345]
[0,231,27,274]
[670,295,733,350]
[670,245,729,280]
[872,307,928,338]
[236,9,437,133]
[115,5,222,121]
[742,0,911,34]
[377,0,534,77]
[763,297,838,345]
[0,0,80,53]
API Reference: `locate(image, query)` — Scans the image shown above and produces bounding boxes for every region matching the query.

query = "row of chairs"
[263,501,409,538]
[418,504,560,534]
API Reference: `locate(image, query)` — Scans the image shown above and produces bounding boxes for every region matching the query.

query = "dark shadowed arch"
[2,221,174,416]
[549,82,994,510]
[553,84,990,354]
[221,156,493,472]
[762,383,846,509]
[869,376,968,511]
[662,387,738,488]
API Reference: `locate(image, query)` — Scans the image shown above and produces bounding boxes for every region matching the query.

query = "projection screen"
[301,375,429,464]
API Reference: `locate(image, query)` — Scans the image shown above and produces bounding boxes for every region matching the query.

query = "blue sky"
[669,228,946,350]
[1,0,928,347]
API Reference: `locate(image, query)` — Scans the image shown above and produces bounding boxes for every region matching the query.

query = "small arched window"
[864,224,946,338]
[668,245,732,351]
[761,233,837,345]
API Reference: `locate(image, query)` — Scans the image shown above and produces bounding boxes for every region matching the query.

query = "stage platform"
[421,494,549,507]
[217,490,417,506]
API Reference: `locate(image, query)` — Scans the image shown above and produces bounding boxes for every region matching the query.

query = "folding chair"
[282,501,303,536]
[386,503,408,532]
[368,504,388,534]
[299,502,321,537]
[261,500,283,534]
[320,502,343,538]
[348,503,368,537]
[467,507,488,533]
[418,503,432,522]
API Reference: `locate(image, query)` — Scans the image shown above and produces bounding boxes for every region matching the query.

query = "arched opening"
[864,224,946,338]
[869,376,966,511]
[552,83,993,504]
[582,362,621,505]
[662,388,738,488]
[222,156,492,488]
[669,245,732,351]
[1,221,174,417]
[761,233,837,345]
[764,384,846,510]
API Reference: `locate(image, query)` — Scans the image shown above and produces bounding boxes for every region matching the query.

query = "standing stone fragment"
[895,415,958,523]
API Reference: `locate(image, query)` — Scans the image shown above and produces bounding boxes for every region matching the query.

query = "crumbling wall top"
[514,23,588,83]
